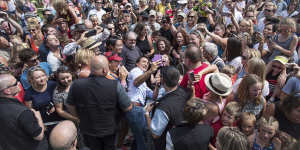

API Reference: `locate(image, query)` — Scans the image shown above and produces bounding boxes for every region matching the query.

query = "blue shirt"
[20,62,52,90]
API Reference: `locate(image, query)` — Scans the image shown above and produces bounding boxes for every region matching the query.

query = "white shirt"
[127,67,153,105]
[228,56,243,73]
[233,78,270,97]
[88,9,106,23]
[256,17,265,33]
[47,51,62,72]
[223,6,243,26]
[253,43,270,52]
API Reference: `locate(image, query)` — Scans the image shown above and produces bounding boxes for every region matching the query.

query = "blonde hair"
[187,10,198,25]
[238,112,256,128]
[247,57,266,81]
[217,127,249,150]
[75,49,95,67]
[224,101,241,118]
[258,116,279,131]
[237,74,263,106]
[247,48,261,59]
[280,18,296,30]
[27,66,47,87]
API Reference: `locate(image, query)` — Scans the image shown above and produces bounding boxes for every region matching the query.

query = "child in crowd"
[210,101,241,147]
[248,116,282,150]
[238,112,256,141]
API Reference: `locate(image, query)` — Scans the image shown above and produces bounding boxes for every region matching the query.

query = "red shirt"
[180,63,209,98]
[14,84,25,104]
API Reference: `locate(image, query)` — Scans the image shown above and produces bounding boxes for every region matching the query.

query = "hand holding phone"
[189,71,195,82]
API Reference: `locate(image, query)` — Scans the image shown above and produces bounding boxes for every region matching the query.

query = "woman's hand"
[272,137,282,150]
[119,66,129,81]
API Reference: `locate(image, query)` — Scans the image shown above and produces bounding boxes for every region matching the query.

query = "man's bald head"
[90,55,110,76]
[49,120,77,150]
[0,74,17,97]
[0,74,13,90]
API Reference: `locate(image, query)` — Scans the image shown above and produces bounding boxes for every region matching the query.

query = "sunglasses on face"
[29,29,36,32]
[0,80,18,91]
[264,9,273,12]
[272,65,282,70]
[28,56,39,63]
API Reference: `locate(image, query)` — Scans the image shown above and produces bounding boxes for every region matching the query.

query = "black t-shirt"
[275,104,300,139]
[170,123,214,150]
[159,28,174,44]
[18,110,42,138]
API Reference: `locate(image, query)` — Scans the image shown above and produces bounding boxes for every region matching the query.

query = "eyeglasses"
[29,29,36,32]
[28,66,43,73]
[264,9,273,12]
[28,56,39,63]
[127,39,136,42]
[0,80,18,91]
[188,15,195,18]
[107,28,114,30]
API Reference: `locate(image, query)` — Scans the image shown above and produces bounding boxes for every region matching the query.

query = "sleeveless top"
[253,131,275,150]
[136,38,151,55]
[269,34,294,61]
[242,97,264,119]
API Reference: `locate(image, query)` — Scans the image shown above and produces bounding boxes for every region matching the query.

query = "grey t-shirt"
[282,76,300,97]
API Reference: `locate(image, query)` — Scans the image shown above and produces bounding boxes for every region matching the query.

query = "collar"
[0,96,22,104]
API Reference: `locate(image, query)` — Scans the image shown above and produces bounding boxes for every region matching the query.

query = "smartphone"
[181,46,187,52]
[152,54,162,62]
[189,71,195,82]
[85,29,97,37]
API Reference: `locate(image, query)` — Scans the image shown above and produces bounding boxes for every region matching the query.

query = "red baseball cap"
[104,52,123,62]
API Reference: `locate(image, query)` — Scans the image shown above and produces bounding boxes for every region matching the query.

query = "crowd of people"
[0,0,300,149]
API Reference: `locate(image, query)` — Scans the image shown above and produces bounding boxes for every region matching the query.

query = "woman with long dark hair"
[134,23,154,57]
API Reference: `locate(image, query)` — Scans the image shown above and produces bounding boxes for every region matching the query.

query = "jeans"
[125,105,148,150]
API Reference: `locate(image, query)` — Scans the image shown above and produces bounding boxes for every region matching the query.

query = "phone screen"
[181,46,187,52]
[152,54,162,62]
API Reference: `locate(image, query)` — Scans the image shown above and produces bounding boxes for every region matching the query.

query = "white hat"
[204,73,232,96]
[149,10,157,17]
[178,0,187,4]
[125,3,132,7]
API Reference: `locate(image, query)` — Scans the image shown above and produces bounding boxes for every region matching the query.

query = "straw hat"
[80,36,102,50]
[204,73,232,96]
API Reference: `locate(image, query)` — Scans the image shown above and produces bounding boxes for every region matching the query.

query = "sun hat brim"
[204,73,232,96]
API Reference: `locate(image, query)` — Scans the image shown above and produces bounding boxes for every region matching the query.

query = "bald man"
[66,55,132,150]
[49,120,78,150]
[0,74,48,150]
